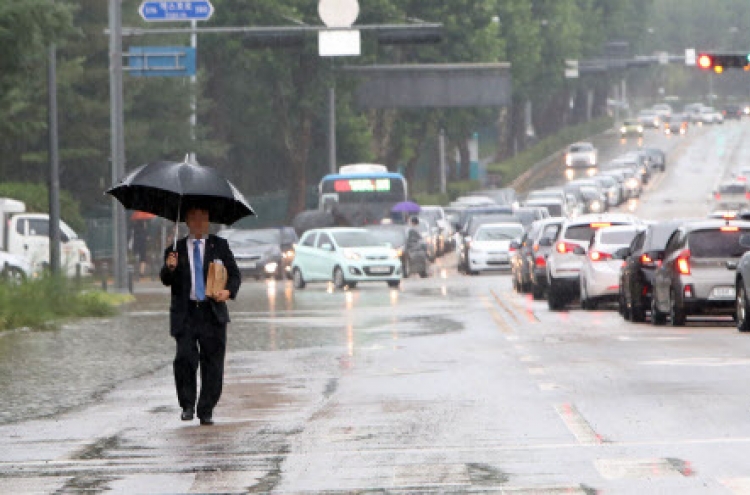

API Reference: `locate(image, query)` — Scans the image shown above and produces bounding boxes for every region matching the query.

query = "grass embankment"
[0,276,133,331]
[413,117,614,206]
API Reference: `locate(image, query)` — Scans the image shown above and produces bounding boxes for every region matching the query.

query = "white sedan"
[466,222,525,274]
[578,225,642,310]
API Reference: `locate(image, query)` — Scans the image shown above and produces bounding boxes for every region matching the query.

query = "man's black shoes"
[199,415,214,426]
[181,407,195,421]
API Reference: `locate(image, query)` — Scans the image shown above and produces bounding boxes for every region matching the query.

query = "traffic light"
[696,52,750,72]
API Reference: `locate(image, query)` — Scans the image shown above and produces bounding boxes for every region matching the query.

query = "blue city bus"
[318,164,408,226]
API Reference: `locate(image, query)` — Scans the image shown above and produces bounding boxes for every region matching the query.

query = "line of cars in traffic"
[218,204,457,290]
[506,151,750,331]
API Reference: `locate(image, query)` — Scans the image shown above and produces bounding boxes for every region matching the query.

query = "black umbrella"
[106,158,255,248]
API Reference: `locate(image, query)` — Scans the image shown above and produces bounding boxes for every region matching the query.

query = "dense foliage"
[2,0,744,224]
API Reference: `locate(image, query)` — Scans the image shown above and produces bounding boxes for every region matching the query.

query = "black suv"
[619,220,682,322]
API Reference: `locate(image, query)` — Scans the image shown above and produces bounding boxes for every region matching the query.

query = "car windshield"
[227,229,280,246]
[569,145,592,152]
[719,184,746,195]
[475,226,524,241]
[600,229,638,244]
[333,231,383,247]
[689,229,750,258]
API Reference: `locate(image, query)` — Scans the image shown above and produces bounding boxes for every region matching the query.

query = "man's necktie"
[193,240,205,300]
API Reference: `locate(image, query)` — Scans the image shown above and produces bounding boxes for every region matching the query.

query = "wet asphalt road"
[4,122,750,493]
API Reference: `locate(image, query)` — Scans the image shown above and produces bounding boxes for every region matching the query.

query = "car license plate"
[712,287,735,299]
[237,261,256,269]
[369,266,390,274]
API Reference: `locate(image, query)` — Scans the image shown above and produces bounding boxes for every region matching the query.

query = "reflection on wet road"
[6,124,750,493]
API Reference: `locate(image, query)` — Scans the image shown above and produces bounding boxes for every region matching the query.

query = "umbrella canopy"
[391,201,421,214]
[107,159,255,225]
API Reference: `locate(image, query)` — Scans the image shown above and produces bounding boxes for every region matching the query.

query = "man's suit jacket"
[160,234,241,337]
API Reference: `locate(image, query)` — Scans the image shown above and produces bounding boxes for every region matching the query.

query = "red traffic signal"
[697,54,713,69]
[696,52,750,71]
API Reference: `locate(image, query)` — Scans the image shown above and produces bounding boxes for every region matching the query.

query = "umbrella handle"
[172,197,181,251]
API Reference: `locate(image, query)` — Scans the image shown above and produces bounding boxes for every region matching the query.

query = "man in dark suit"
[160,206,241,425]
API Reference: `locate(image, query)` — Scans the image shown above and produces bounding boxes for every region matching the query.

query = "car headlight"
[627,178,639,188]
[620,127,627,133]
[565,155,572,166]
[282,250,294,259]
[343,249,361,260]
[590,200,602,211]
[589,153,596,165]
[389,249,400,259]
[264,262,278,273]
[637,126,643,132]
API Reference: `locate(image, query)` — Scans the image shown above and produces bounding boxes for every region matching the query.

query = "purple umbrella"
[391,201,421,214]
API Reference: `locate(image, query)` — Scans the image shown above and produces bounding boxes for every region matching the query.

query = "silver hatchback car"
[652,219,750,325]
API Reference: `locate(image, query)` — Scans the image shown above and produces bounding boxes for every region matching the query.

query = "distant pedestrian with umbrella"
[107,156,254,425]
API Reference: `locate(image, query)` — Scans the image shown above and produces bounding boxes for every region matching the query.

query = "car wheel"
[512,274,520,292]
[547,277,566,311]
[292,268,305,289]
[579,277,588,309]
[531,282,545,300]
[387,280,400,288]
[580,277,596,310]
[651,295,667,325]
[333,266,347,289]
[670,288,686,326]
[630,283,646,323]
[737,283,750,332]
[419,269,428,278]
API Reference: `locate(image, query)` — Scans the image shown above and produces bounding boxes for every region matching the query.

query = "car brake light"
[676,249,691,275]
[589,250,612,262]
[639,253,660,268]
[684,284,694,298]
[535,256,546,267]
[509,245,517,253]
[723,213,737,220]
[721,226,739,232]
[556,241,578,254]
[715,192,721,200]
[746,191,750,200]
[590,222,611,229]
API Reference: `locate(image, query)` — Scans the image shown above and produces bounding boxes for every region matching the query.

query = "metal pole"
[328,85,336,174]
[190,19,197,141]
[109,0,128,290]
[47,44,61,275]
[439,128,446,194]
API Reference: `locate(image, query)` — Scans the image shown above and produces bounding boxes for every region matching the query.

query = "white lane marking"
[520,355,538,362]
[528,367,546,376]
[595,458,693,480]
[641,358,750,367]
[617,335,688,342]
[554,403,606,445]
[539,382,559,391]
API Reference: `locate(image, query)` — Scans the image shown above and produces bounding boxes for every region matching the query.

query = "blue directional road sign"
[139,1,214,22]
[127,47,196,77]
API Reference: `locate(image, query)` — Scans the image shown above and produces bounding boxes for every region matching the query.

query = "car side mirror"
[573,246,586,256]
[510,240,521,250]
[538,237,553,247]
